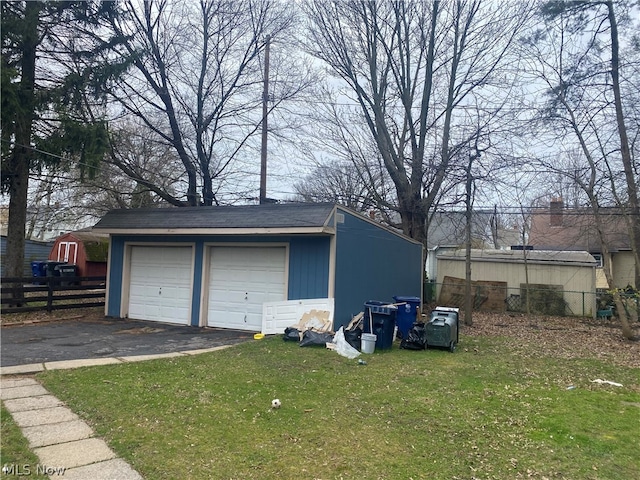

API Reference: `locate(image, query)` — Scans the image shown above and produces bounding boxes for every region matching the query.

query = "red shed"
[48,231,109,277]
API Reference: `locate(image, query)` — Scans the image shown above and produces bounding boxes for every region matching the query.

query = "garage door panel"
[128,246,193,325]
[207,246,286,331]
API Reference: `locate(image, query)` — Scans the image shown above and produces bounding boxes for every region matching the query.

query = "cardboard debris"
[439,276,508,312]
[346,312,364,331]
[289,309,333,333]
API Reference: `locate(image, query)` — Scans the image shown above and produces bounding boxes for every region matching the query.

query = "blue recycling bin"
[393,296,421,339]
[363,301,397,350]
[31,261,48,284]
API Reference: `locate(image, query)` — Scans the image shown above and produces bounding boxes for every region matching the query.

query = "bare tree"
[524,0,639,337]
[302,0,534,244]
[293,161,379,212]
[102,0,311,206]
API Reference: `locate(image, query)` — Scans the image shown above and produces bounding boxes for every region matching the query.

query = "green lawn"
[24,329,640,480]
[1,405,49,480]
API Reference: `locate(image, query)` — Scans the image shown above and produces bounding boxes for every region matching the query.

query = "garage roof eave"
[93,226,336,236]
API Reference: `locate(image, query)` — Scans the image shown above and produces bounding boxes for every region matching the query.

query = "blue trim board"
[106,239,125,317]
[190,242,204,326]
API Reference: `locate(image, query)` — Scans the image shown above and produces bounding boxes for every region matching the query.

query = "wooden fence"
[1,276,106,314]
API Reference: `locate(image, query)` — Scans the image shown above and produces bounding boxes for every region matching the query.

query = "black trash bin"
[363,301,397,350]
[45,261,67,277]
[426,307,459,352]
[393,296,421,339]
[55,264,78,286]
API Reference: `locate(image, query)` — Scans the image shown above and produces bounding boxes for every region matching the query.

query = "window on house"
[592,253,604,267]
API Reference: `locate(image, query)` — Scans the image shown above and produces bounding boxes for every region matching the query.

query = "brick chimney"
[549,197,564,226]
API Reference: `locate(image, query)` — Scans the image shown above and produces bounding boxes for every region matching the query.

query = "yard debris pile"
[282,309,364,359]
[282,309,333,344]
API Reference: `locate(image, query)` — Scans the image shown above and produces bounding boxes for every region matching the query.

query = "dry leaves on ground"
[0,306,106,326]
[463,312,640,368]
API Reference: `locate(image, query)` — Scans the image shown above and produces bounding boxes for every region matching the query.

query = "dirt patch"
[1,306,106,326]
[115,326,165,334]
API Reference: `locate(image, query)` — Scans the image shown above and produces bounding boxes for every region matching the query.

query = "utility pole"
[259,35,270,205]
[464,150,481,326]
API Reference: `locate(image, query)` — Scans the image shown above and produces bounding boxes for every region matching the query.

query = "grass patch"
[35,334,640,479]
[0,405,49,480]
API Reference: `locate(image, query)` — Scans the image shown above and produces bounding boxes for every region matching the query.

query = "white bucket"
[361,333,377,354]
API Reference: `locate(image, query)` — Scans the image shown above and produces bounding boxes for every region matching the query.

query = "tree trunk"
[464,156,474,326]
[607,1,640,295]
[5,2,39,303]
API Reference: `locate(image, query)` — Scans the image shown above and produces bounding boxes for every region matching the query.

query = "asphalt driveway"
[1,316,253,367]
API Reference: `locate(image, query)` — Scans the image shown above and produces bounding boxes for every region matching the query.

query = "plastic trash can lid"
[393,296,421,302]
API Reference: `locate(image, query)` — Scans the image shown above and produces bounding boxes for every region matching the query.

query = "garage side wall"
[436,257,595,292]
[611,251,635,288]
[333,211,423,328]
[105,235,331,323]
[436,257,596,316]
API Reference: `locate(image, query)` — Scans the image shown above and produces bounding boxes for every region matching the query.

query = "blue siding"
[288,236,330,299]
[105,234,331,323]
[333,210,423,328]
[1,236,54,277]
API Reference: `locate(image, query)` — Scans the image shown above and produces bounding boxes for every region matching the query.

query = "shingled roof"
[529,204,631,252]
[93,202,338,233]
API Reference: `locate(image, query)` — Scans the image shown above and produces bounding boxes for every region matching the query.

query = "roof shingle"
[93,203,337,231]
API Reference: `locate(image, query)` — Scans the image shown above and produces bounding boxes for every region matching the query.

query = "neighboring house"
[93,203,423,331]
[529,198,635,289]
[425,211,519,280]
[0,235,54,277]
[48,230,109,277]
[436,249,597,317]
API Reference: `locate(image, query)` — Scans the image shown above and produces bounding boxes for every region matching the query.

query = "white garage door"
[207,246,286,331]
[128,246,193,325]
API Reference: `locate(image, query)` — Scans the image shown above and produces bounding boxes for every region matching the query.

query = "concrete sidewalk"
[1,376,142,480]
[0,345,232,376]
[1,346,233,480]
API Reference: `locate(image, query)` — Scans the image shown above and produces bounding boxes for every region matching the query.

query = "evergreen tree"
[1,1,127,290]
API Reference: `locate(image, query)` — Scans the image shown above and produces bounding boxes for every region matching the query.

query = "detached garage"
[93,203,423,331]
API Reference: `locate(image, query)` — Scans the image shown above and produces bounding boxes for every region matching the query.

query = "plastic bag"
[332,327,361,359]
[283,327,301,341]
[400,323,427,350]
[344,327,362,350]
[299,329,333,347]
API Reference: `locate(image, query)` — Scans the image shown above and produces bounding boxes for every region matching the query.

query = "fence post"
[582,292,585,317]
[47,278,54,312]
